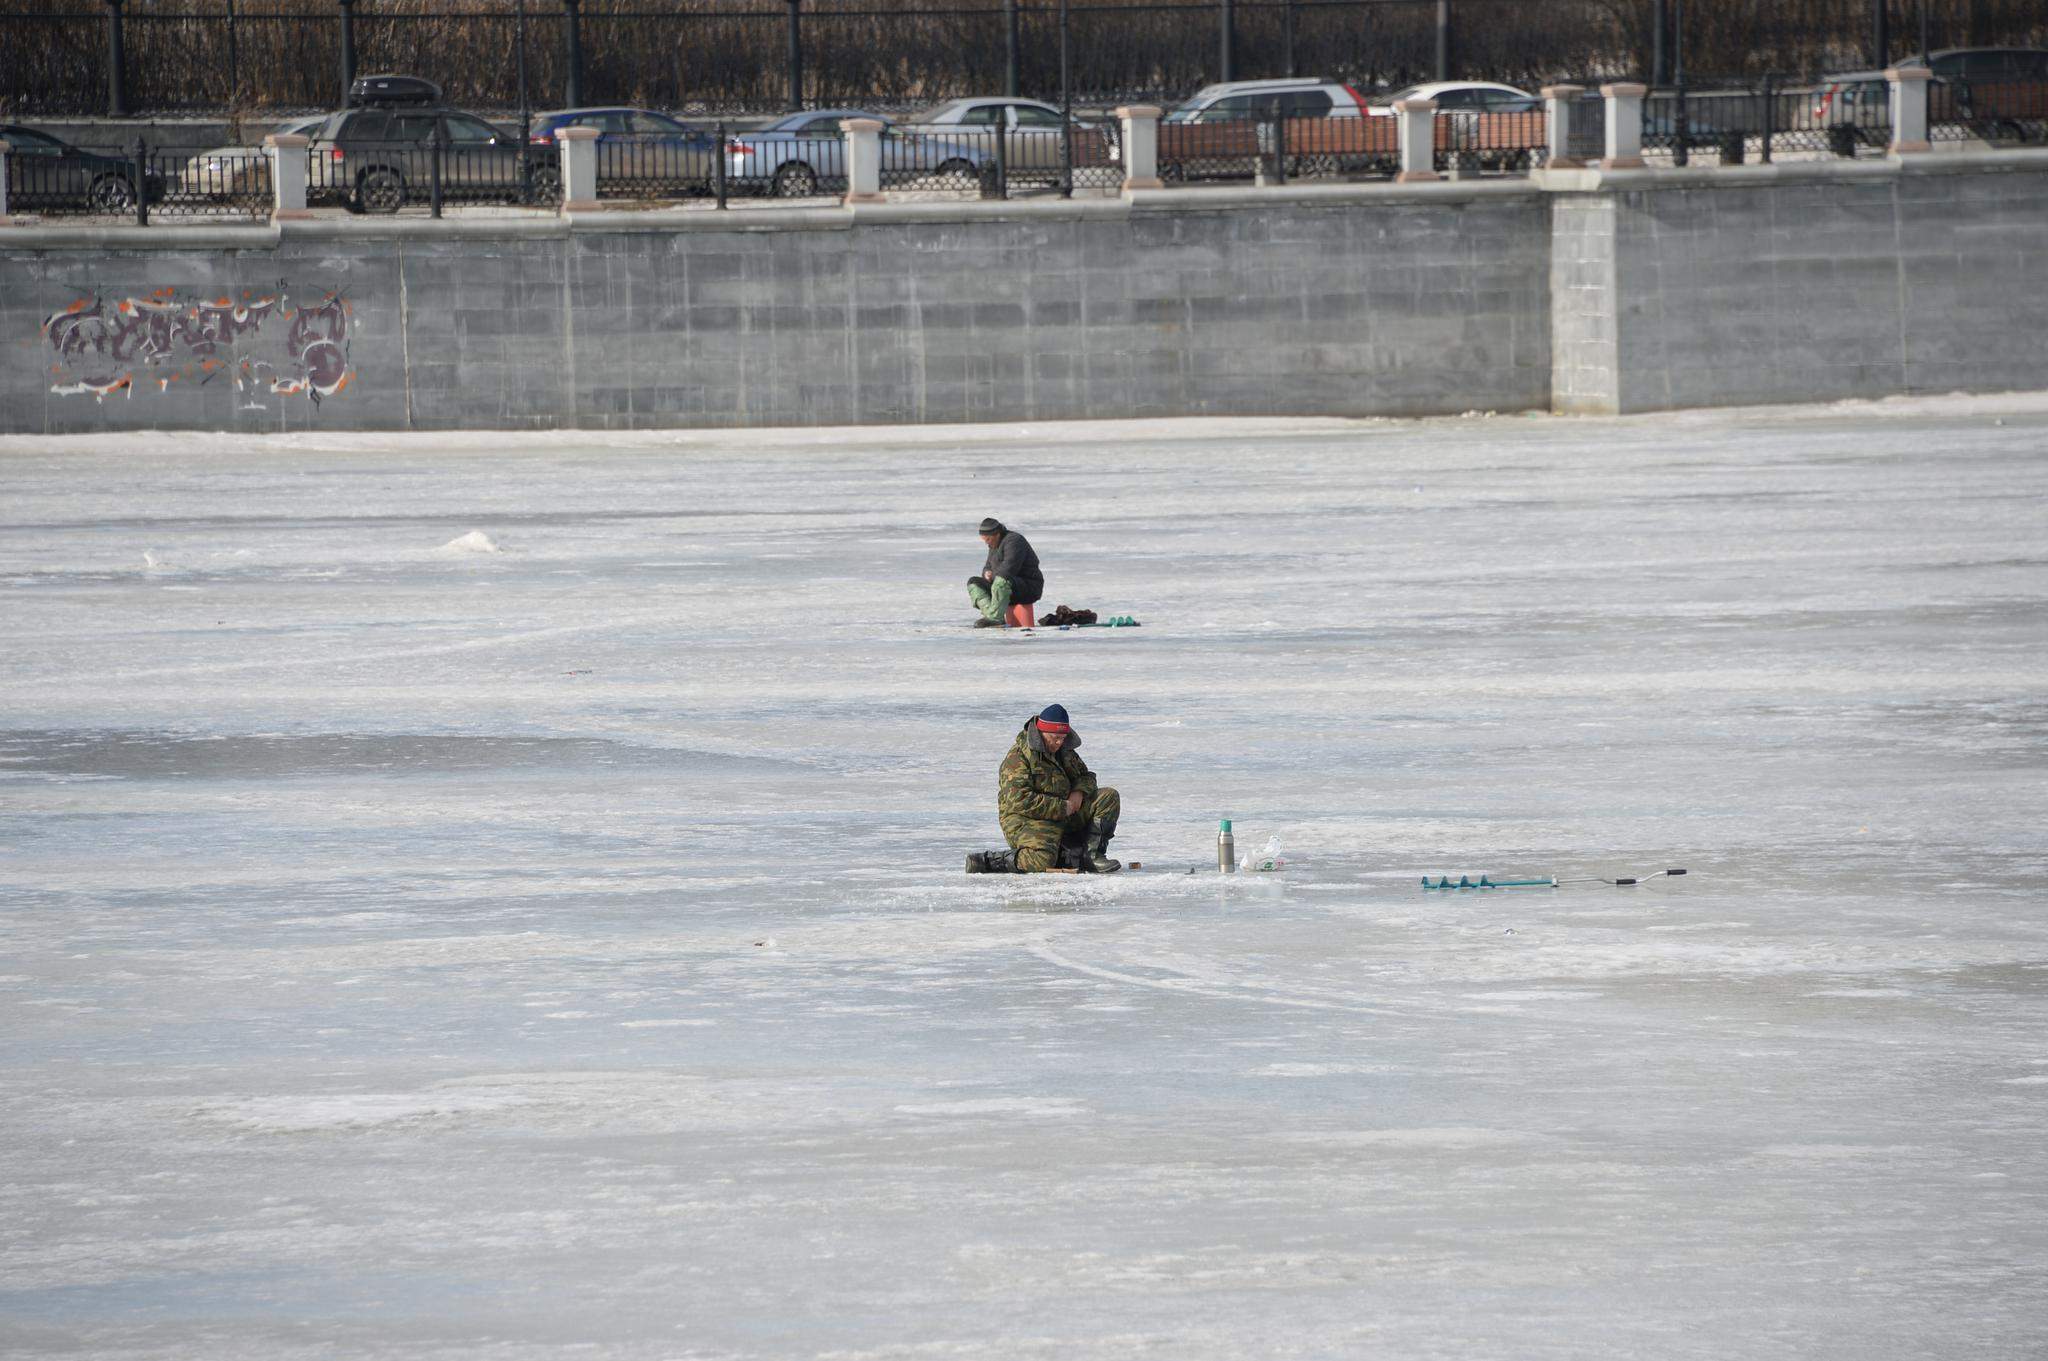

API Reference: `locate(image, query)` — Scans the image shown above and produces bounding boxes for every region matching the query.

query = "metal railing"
[594,130,718,201]
[1433,107,1546,173]
[1644,82,1891,165]
[720,130,845,198]
[8,0,2047,121]
[6,138,270,220]
[1562,89,1604,162]
[1929,77,2048,145]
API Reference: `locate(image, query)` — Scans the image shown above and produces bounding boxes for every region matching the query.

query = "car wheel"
[357,166,406,214]
[935,157,976,187]
[772,162,819,198]
[88,173,136,213]
[1827,126,1857,158]
[528,163,562,205]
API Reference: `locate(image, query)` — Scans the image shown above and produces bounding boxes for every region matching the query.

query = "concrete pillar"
[558,124,599,211]
[1394,98,1438,183]
[842,118,884,203]
[1116,104,1162,190]
[1600,82,1647,169]
[1542,83,1584,168]
[1886,66,1932,154]
[265,132,312,219]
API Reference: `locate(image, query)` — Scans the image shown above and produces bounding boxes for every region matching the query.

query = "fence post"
[266,132,312,219]
[226,0,239,108]
[1004,0,1019,97]
[563,0,584,106]
[132,136,148,225]
[0,140,11,219]
[1115,105,1161,190]
[785,0,803,111]
[429,126,444,218]
[713,119,727,209]
[557,124,598,209]
[337,0,356,102]
[1886,65,1931,153]
[1599,81,1647,168]
[1394,98,1438,182]
[1870,0,1889,69]
[1650,0,1666,86]
[1059,0,1072,198]
[1541,83,1584,167]
[1760,72,1775,162]
[105,0,128,117]
[1283,0,1296,78]
[841,118,883,203]
[1435,0,1451,82]
[1219,0,1234,83]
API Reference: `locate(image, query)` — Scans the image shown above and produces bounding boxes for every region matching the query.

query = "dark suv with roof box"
[305,74,551,212]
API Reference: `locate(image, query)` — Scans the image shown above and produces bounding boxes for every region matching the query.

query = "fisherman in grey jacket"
[967,518,1045,628]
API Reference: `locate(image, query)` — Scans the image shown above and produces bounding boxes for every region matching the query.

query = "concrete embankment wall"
[4,151,2045,433]
[1548,155,2048,414]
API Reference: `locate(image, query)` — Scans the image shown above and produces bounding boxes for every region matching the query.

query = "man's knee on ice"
[1015,844,1060,873]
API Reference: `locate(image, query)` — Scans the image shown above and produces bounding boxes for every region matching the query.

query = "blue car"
[724,109,995,197]
[531,107,720,196]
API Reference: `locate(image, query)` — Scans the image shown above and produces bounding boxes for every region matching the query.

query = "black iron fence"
[3,0,2044,120]
[5,137,272,219]
[10,75,2047,222]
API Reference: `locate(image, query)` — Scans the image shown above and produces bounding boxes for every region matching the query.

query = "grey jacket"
[982,529,1044,605]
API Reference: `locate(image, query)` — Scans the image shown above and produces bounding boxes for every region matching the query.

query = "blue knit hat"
[1037,703,1070,733]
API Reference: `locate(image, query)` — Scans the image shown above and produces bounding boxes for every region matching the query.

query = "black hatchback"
[1,124,164,213]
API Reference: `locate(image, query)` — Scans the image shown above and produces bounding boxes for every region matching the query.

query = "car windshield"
[1383,85,1427,103]
[906,104,960,123]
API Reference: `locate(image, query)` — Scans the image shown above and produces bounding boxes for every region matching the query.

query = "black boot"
[967,848,1017,874]
[1081,820,1121,874]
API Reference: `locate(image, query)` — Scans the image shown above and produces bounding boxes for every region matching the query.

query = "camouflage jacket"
[998,717,1099,825]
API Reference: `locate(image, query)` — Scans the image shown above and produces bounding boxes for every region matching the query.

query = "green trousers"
[968,576,1014,622]
[1002,787,1120,873]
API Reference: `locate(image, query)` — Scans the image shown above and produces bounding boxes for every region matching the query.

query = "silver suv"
[1164,78,1372,123]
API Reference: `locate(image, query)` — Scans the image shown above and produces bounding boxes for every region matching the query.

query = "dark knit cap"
[978,517,1004,535]
[1037,703,1070,733]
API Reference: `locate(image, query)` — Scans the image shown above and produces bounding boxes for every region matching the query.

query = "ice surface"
[2,396,2046,1359]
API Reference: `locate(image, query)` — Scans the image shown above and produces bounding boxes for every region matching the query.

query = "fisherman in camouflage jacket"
[967,704,1121,874]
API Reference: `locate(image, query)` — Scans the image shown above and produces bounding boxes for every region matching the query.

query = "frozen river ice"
[2,398,2046,1359]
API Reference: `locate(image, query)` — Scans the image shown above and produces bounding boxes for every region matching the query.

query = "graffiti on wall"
[40,285,354,407]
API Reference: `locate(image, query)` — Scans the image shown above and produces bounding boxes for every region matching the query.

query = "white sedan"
[1367,81,1538,115]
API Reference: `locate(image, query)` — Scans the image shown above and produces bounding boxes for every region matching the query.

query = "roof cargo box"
[349,74,443,107]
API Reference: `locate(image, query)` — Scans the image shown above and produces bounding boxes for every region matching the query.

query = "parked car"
[1157,77,1388,179]
[177,114,325,199]
[1366,81,1537,115]
[529,106,720,196]
[1813,49,2048,152]
[1807,69,1895,154]
[1164,77,1372,123]
[0,124,163,213]
[723,110,993,197]
[900,97,1116,173]
[1918,47,2048,137]
[1918,46,2048,83]
[305,74,541,212]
